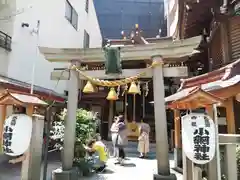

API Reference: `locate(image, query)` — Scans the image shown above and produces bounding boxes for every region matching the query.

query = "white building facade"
[165,0,179,38]
[0,0,102,94]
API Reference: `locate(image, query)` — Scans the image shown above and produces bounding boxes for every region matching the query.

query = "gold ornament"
[106,88,118,101]
[128,82,140,94]
[83,81,95,93]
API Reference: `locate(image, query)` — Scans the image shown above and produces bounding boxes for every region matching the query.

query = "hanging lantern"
[106,88,118,101]
[83,81,95,93]
[128,82,140,94]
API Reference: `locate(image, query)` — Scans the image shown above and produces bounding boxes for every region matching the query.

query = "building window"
[85,0,89,13]
[84,30,90,48]
[65,0,78,30]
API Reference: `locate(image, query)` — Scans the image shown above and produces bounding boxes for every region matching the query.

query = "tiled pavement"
[0,152,62,180]
[0,142,182,180]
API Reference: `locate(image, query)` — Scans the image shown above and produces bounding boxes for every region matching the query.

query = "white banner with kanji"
[182,113,216,164]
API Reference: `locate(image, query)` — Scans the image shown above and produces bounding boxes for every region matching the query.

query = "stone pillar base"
[153,173,177,180]
[174,148,182,168]
[52,168,81,180]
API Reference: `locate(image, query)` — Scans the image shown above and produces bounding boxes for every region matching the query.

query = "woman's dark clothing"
[118,148,125,159]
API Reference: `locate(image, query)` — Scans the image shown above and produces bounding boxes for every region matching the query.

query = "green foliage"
[234,7,240,16]
[75,109,97,144]
[220,146,240,179]
[50,108,97,143]
[0,143,2,154]
[73,109,97,175]
[73,158,93,176]
[236,146,240,178]
[50,108,97,176]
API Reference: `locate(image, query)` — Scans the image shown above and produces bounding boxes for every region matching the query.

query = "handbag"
[115,134,127,148]
[115,134,120,147]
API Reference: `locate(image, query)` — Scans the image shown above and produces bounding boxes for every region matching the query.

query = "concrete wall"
[0,0,16,75]
[0,0,102,94]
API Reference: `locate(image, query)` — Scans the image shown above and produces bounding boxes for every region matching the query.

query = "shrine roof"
[11,93,48,105]
[169,87,225,109]
[0,90,48,106]
[0,74,65,102]
[165,59,240,106]
[179,59,240,90]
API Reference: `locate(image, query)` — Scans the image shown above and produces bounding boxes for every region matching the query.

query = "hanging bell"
[83,81,95,93]
[128,82,140,94]
[106,88,118,101]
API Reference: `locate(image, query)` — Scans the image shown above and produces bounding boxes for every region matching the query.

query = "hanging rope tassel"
[71,61,162,87]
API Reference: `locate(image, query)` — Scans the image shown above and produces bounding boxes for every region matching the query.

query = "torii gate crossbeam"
[39,36,201,180]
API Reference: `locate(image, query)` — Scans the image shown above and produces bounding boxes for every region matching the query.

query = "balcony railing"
[0,30,11,51]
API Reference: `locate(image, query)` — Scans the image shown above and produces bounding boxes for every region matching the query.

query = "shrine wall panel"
[230,16,240,62]
[233,99,240,134]
[209,26,223,70]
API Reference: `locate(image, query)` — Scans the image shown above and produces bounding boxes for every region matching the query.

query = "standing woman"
[116,115,128,165]
[138,118,150,158]
[110,116,119,157]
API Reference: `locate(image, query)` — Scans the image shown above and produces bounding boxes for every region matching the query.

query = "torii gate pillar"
[152,55,176,180]
[63,61,80,170]
[53,61,80,180]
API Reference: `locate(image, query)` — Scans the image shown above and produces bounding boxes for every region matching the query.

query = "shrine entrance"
[39,35,201,179]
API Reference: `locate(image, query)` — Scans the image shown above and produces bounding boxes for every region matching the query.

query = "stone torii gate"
[39,36,201,180]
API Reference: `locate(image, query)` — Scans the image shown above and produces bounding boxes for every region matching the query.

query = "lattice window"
[230,16,240,62]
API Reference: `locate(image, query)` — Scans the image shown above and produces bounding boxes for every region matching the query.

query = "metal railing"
[0,30,11,51]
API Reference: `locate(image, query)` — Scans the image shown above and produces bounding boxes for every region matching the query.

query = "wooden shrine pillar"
[124,93,127,121]
[182,151,193,180]
[0,105,6,153]
[206,105,218,180]
[108,100,114,139]
[142,92,145,118]
[225,97,236,134]
[152,55,176,180]
[133,94,136,121]
[173,109,182,168]
[224,97,237,180]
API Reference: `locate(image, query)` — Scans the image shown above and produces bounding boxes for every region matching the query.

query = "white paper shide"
[2,114,32,156]
[182,113,216,164]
